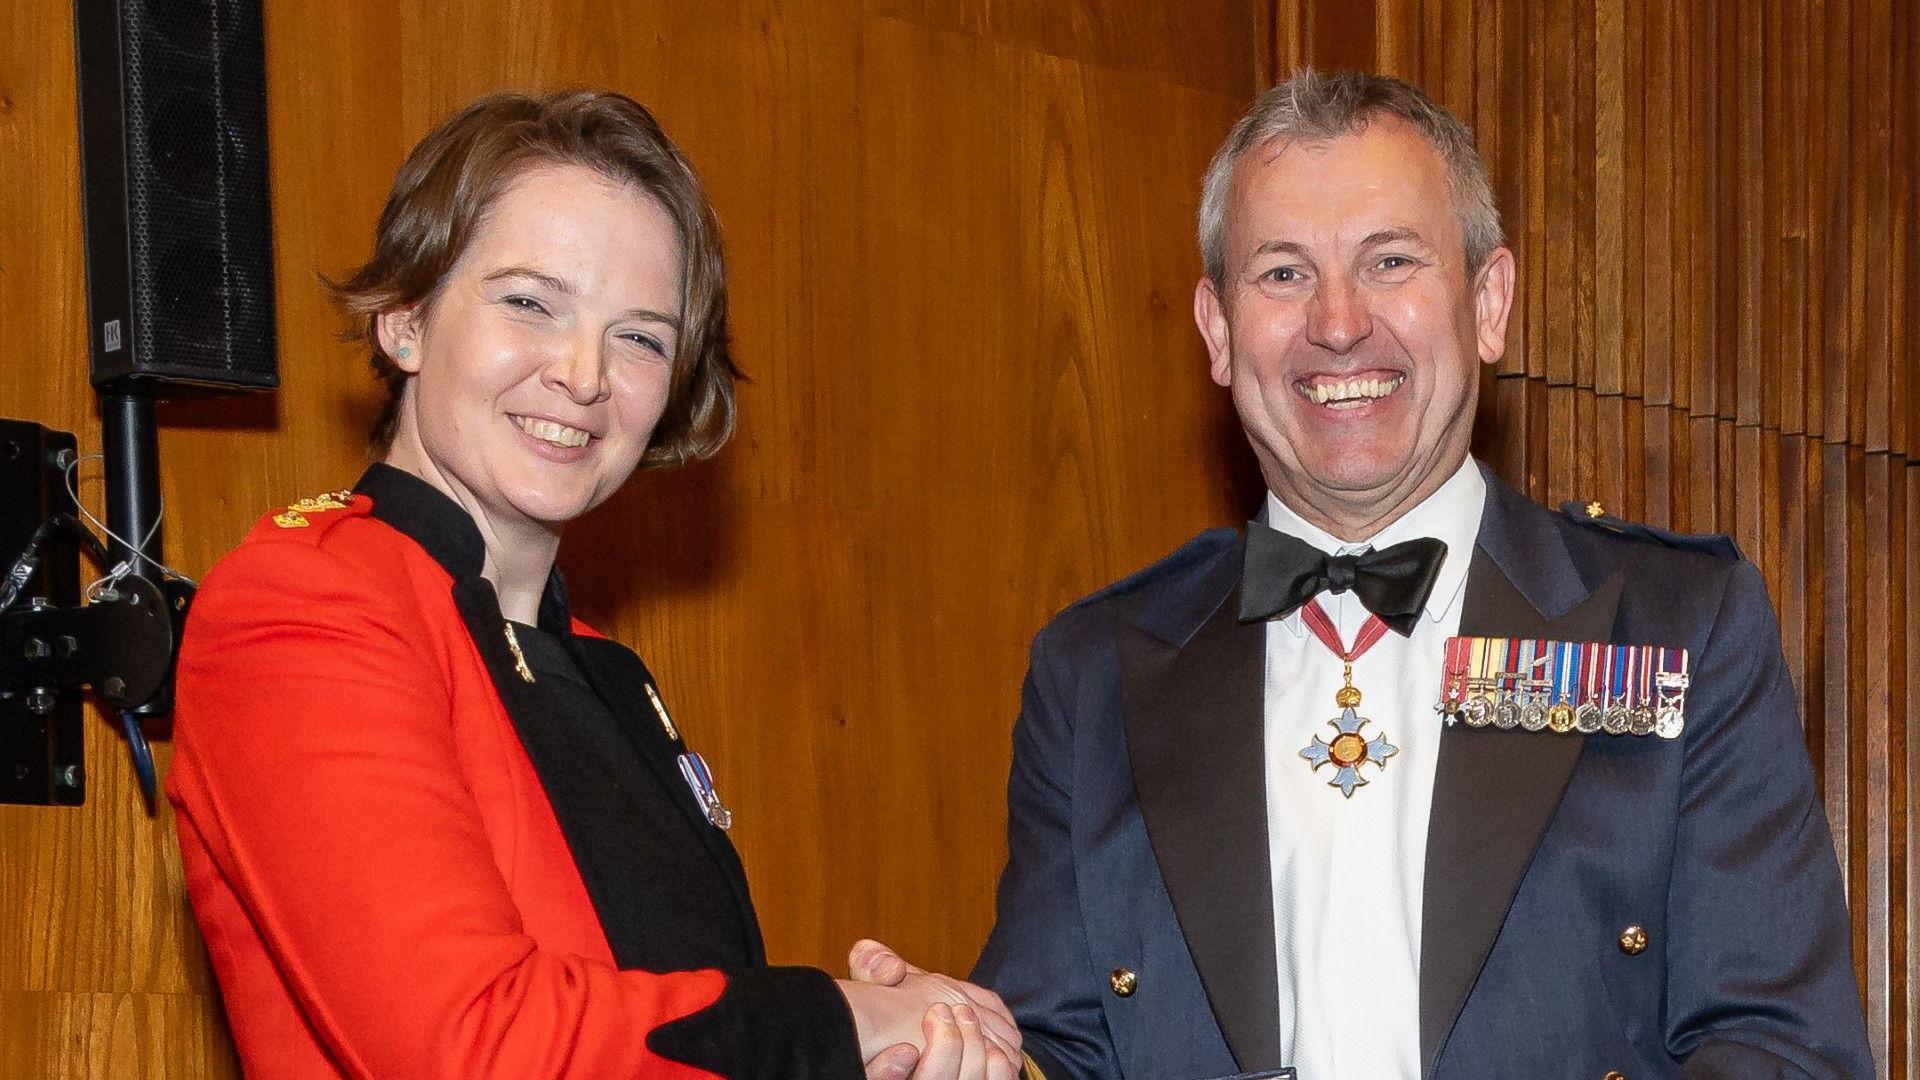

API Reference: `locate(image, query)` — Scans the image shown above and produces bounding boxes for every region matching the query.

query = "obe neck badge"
[1296,600,1400,798]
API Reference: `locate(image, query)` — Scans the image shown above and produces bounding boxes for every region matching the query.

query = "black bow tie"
[1238,524,1448,636]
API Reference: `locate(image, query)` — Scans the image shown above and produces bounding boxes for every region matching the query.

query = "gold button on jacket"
[1108,967,1137,997]
[1618,925,1649,955]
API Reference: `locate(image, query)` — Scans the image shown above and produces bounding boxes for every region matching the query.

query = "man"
[862,70,1870,1079]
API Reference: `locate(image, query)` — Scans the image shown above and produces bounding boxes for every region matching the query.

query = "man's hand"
[861,1004,1020,1080]
[837,938,1022,1078]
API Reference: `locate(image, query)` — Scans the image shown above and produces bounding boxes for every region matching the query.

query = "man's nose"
[1304,278,1374,354]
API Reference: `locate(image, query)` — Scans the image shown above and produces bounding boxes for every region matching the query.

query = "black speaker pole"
[96,387,172,803]
[98,389,162,578]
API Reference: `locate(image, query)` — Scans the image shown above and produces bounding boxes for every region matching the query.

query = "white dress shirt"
[1261,456,1487,1080]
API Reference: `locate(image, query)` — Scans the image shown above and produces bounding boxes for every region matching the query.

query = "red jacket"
[168,468,858,1079]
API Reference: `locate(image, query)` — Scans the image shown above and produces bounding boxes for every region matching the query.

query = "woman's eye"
[622,332,668,357]
[503,294,549,315]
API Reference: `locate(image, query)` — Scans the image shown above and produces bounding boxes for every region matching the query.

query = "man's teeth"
[1306,375,1405,406]
[512,415,591,448]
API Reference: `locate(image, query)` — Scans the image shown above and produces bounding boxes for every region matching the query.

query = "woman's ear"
[375,307,424,373]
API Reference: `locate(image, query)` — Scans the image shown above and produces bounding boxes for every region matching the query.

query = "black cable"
[57,512,111,568]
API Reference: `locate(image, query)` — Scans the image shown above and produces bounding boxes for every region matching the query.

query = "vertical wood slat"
[1906,467,1920,1080]
[1268,0,1914,1070]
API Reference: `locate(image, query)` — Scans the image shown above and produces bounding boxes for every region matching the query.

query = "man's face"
[1195,117,1513,517]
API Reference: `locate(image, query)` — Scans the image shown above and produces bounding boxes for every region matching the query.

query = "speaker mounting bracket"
[0,420,85,805]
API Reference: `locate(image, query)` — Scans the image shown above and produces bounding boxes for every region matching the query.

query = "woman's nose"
[546,339,609,405]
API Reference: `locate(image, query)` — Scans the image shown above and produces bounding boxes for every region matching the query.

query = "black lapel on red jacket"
[568,636,766,964]
[1417,471,1623,1076]
[1121,533,1285,1073]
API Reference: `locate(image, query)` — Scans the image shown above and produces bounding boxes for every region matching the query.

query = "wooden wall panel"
[1275,1,1918,1073]
[0,0,1261,1073]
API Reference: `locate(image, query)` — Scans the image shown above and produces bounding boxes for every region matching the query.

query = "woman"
[168,90,1017,1080]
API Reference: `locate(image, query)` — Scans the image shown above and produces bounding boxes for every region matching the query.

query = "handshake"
[837,940,1025,1080]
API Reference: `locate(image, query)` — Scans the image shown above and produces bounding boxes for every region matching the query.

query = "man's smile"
[1293,371,1407,409]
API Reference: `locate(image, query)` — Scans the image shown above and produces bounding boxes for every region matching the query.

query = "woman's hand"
[837,938,1021,1074]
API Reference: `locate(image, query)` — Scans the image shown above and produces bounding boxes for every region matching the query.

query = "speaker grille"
[78,0,279,391]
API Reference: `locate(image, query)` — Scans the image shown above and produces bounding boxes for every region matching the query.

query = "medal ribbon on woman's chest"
[1296,599,1399,798]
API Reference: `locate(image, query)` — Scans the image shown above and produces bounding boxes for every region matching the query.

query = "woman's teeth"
[512,415,591,448]
[1304,375,1405,407]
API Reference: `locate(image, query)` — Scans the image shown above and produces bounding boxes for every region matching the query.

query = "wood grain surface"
[1277,1,1918,1074]
[0,0,1260,1073]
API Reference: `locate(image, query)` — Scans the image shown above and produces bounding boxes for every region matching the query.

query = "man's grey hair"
[1198,68,1505,289]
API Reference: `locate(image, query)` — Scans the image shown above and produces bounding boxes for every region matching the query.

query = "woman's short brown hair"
[325,89,739,465]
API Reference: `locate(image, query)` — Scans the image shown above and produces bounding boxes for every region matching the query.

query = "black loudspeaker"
[73,0,279,392]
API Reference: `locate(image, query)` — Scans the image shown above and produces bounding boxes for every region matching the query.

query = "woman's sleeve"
[166,536,861,1080]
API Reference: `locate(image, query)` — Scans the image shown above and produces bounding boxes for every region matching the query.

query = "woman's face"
[380,163,684,536]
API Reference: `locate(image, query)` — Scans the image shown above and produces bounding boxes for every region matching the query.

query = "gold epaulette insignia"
[287,490,354,514]
[273,490,355,529]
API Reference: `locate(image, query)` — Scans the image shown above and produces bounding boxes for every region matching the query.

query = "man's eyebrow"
[482,266,575,294]
[1250,238,1311,259]
[1358,227,1431,249]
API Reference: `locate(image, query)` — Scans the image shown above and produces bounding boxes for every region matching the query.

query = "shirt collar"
[1261,455,1487,630]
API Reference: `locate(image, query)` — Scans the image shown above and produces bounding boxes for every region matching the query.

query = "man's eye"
[1265,266,1300,283]
[1379,256,1411,271]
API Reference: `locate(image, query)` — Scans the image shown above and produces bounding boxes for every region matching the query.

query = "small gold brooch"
[501,623,536,683]
[646,683,679,740]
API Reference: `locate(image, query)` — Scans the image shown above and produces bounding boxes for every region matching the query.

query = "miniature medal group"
[1437,637,1690,740]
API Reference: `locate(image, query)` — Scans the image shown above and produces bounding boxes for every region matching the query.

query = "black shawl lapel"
[1417,469,1624,1076]
[1121,534,1284,1073]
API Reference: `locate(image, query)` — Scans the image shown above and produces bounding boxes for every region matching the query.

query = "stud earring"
[396,346,412,359]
